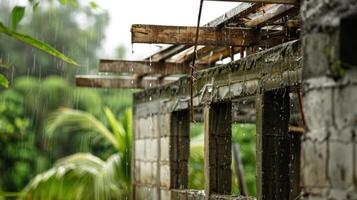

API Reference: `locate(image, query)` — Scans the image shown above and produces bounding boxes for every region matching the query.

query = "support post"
[256,89,290,200]
[170,111,190,189]
[204,102,232,198]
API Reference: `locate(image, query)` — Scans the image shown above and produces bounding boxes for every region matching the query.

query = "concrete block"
[135,140,144,160]
[160,164,171,188]
[136,186,158,200]
[141,162,153,184]
[301,139,329,188]
[333,85,357,130]
[328,141,354,188]
[302,34,331,79]
[160,137,170,162]
[145,138,158,161]
[159,113,171,137]
[303,88,333,135]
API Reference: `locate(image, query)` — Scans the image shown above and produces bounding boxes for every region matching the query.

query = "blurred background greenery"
[0,0,256,199]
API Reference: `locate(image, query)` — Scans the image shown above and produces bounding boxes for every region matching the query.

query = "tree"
[0,1,109,79]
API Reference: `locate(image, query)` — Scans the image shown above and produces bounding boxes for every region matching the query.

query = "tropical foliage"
[22,108,132,200]
[0,76,132,196]
[189,123,256,196]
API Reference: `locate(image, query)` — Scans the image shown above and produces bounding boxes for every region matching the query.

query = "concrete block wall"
[133,109,190,200]
[132,40,302,200]
[301,0,357,199]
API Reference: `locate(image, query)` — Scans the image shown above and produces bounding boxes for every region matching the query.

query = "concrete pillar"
[256,89,291,200]
[204,102,232,198]
[301,1,357,199]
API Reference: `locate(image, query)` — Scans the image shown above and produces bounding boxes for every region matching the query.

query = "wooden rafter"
[205,3,263,27]
[205,0,299,5]
[76,75,176,89]
[146,3,263,62]
[245,4,296,27]
[131,24,256,46]
[99,59,205,75]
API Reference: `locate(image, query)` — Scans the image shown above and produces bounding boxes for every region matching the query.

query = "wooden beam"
[131,25,256,46]
[206,3,263,27]
[205,0,299,5]
[99,59,206,75]
[245,4,296,27]
[75,75,175,89]
[147,3,260,61]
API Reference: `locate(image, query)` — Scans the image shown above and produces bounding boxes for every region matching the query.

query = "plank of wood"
[245,4,296,27]
[147,3,260,61]
[131,24,256,46]
[76,75,175,89]
[205,0,299,5]
[205,3,263,27]
[99,59,206,75]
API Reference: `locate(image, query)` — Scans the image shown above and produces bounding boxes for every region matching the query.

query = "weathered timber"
[99,59,206,75]
[131,24,256,46]
[245,4,296,27]
[256,88,290,200]
[206,3,263,27]
[204,102,232,198]
[148,45,189,62]
[169,46,242,65]
[148,3,260,61]
[134,40,301,110]
[205,0,299,5]
[76,75,175,89]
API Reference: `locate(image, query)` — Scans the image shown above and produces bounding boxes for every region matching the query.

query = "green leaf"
[89,1,98,9]
[11,6,25,30]
[32,2,40,11]
[0,74,9,88]
[0,22,79,66]
[58,0,68,5]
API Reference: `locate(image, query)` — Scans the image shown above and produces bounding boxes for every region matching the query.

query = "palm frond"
[22,153,128,200]
[45,108,119,150]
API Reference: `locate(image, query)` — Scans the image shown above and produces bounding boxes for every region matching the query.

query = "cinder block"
[301,139,329,188]
[159,113,171,137]
[141,162,153,184]
[160,164,171,188]
[152,162,158,185]
[134,118,141,139]
[333,85,357,131]
[139,117,149,139]
[160,137,170,162]
[302,34,331,78]
[135,140,144,160]
[328,141,354,187]
[136,186,158,200]
[146,138,158,161]
[150,114,160,138]
[303,88,333,136]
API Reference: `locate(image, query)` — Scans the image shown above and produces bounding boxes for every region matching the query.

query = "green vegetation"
[189,123,256,196]
[0,76,133,196]
[23,108,132,199]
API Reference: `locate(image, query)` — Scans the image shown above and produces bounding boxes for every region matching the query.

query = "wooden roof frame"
[76,1,300,89]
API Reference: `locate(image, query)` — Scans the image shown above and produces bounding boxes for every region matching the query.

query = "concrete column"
[256,89,291,200]
[301,0,357,199]
[204,102,232,198]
